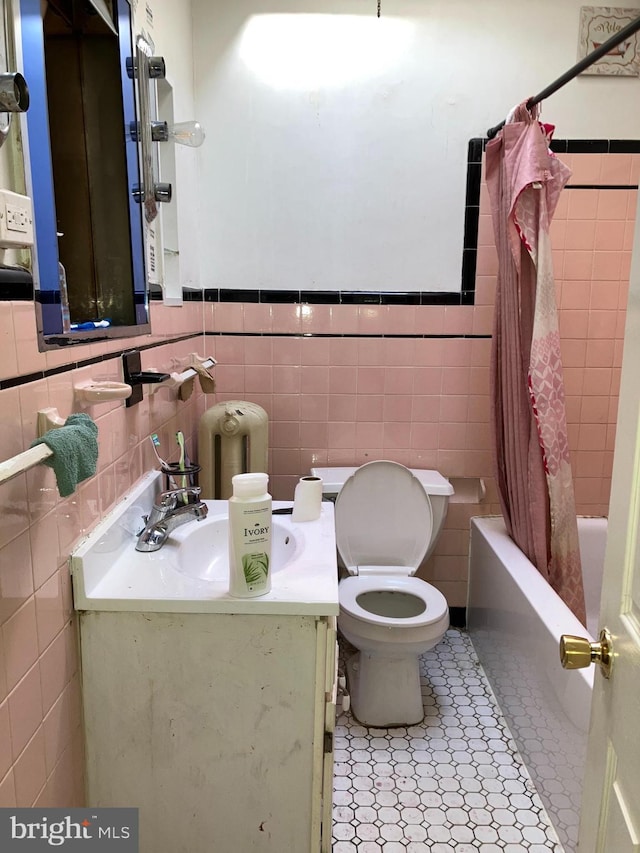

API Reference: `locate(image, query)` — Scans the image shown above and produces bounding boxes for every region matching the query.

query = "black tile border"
[565,184,637,190]
[6,138,638,312]
[381,292,421,305]
[610,140,640,153]
[461,139,482,303]
[220,288,259,303]
[0,332,203,391]
[299,290,336,304]
[0,327,493,390]
[261,289,300,303]
[549,138,640,154]
[201,288,468,306]
[461,136,640,303]
[203,330,491,340]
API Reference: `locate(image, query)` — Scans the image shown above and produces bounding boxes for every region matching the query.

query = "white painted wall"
[192,0,640,293]
[137,0,200,296]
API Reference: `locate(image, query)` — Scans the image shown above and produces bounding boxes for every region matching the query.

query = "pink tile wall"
[0,147,632,809]
[0,299,209,808]
[203,150,636,609]
[204,308,498,609]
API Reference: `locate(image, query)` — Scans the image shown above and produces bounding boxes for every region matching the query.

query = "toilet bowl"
[311,461,454,727]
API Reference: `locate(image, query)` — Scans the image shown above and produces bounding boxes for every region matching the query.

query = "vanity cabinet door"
[81,610,338,853]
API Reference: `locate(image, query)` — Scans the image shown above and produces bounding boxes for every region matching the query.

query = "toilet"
[311,461,454,727]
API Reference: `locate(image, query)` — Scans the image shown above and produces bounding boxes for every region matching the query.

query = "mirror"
[18,0,150,347]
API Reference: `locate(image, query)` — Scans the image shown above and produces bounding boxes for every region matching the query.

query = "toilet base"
[346,650,424,727]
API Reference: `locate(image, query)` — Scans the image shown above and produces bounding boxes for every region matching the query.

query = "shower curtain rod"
[486,14,640,139]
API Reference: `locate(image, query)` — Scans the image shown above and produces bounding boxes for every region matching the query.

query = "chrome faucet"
[135,487,208,552]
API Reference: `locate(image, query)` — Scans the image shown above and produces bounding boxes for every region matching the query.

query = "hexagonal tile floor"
[332,628,564,852]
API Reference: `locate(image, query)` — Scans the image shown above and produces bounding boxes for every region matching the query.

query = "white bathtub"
[467,516,607,853]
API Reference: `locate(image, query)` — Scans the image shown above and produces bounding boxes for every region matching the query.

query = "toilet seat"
[339,575,448,628]
[335,460,433,576]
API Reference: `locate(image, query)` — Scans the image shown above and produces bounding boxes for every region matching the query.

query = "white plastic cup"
[291,476,323,522]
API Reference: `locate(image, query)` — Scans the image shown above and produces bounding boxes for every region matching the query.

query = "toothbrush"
[176,431,188,500]
[149,433,168,467]
[150,433,179,490]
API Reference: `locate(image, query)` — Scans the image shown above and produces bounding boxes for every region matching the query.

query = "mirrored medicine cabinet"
[16,0,166,348]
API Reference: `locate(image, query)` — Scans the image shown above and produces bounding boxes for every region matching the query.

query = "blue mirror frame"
[18,0,150,346]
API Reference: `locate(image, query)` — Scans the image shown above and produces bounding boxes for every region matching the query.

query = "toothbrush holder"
[161,463,201,495]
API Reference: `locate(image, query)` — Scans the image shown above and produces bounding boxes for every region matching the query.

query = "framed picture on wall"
[578,6,640,75]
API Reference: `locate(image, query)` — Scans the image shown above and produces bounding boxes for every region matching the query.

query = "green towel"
[30,412,99,497]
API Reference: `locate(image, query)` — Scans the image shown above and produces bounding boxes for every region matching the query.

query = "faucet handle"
[154,486,202,510]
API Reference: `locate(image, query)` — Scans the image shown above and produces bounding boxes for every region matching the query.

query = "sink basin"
[70,472,339,616]
[163,513,301,582]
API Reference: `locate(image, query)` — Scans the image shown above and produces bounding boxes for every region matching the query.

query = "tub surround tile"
[597,190,630,220]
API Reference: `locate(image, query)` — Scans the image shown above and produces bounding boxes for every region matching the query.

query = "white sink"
[70,471,339,616]
[163,514,301,581]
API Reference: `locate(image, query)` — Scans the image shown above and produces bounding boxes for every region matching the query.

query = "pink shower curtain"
[485,102,586,625]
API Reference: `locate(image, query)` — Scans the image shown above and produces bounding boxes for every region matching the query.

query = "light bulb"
[169,121,205,148]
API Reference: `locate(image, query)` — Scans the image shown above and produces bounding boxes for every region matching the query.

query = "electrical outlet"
[0,190,34,248]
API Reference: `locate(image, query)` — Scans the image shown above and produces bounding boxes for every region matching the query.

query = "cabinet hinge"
[324,731,333,754]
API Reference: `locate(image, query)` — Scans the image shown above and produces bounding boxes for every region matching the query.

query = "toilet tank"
[310,465,454,555]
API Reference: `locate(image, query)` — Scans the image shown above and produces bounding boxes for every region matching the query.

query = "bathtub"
[467,516,607,853]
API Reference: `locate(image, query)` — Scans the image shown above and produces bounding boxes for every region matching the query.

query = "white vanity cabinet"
[80,610,337,852]
[71,473,340,853]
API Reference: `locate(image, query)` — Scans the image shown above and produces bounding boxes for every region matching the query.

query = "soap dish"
[75,380,132,404]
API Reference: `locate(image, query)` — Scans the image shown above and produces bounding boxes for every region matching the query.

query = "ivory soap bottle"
[228,472,272,598]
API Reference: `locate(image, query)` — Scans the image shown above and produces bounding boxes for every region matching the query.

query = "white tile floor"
[332,629,564,852]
